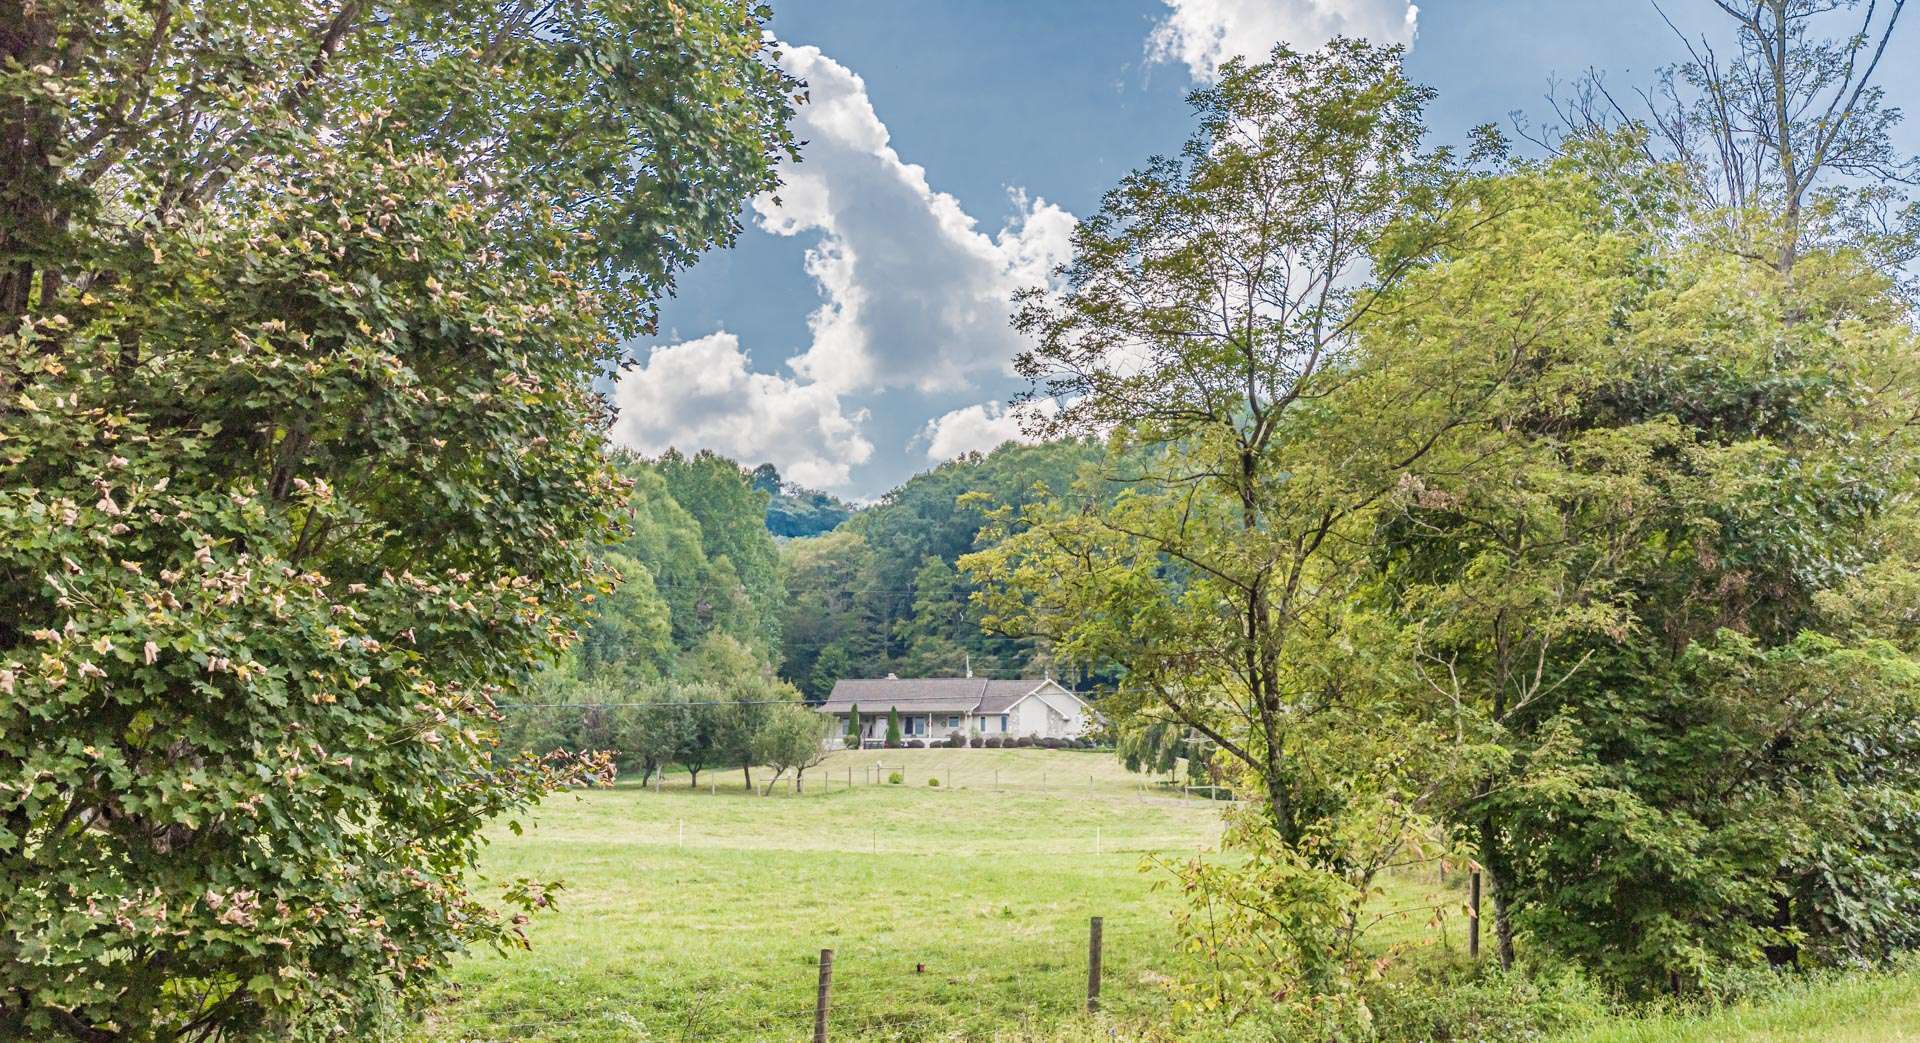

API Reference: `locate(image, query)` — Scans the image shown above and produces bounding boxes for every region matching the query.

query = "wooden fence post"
[1086,916,1103,1013]
[1469,871,1482,959]
[813,948,833,1043]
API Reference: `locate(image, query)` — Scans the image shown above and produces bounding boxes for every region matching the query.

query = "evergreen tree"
[845,703,861,747]
[885,706,902,748]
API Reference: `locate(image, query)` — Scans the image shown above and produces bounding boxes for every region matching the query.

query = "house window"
[945,715,960,729]
[999,714,1009,730]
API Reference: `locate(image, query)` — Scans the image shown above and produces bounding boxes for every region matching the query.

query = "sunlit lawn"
[416,748,1462,1042]
[1551,964,1920,1043]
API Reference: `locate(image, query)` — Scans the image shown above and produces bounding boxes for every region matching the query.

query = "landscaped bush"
[887,771,903,785]
[984,737,1002,748]
[907,739,926,749]
[969,735,984,748]
[946,730,966,747]
[927,777,940,787]
[1042,737,1064,749]
[1016,736,1035,748]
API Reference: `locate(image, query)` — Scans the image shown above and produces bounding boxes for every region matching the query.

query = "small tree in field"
[885,706,903,748]
[757,704,831,794]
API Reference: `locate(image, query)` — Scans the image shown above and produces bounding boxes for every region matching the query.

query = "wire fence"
[623,756,1237,803]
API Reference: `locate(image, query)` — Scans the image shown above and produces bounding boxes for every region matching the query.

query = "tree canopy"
[0,2,796,1038]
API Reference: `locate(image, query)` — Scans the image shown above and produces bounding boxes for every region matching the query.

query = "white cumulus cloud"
[753,45,1076,394]
[1148,0,1420,82]
[610,332,874,489]
[919,399,1062,463]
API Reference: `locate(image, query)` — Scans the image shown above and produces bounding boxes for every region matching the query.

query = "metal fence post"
[1086,916,1103,1012]
[813,948,833,1043]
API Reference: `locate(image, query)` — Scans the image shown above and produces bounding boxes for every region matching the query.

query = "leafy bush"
[927,777,940,787]
[946,730,966,747]
[887,772,904,785]
[969,735,984,748]
[1357,960,1610,1043]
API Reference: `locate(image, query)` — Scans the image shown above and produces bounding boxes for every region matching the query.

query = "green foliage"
[885,706,902,748]
[966,26,1920,1018]
[777,440,1101,694]
[752,464,854,538]
[0,0,795,1037]
[753,703,830,792]
[655,450,784,652]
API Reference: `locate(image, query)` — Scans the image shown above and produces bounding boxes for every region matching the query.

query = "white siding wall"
[1006,685,1090,739]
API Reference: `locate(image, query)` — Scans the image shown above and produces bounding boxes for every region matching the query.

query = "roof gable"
[996,680,1094,716]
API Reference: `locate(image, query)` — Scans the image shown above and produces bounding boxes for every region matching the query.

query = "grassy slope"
[1552,967,1920,1043]
[420,749,1238,1042]
[420,747,1911,1042]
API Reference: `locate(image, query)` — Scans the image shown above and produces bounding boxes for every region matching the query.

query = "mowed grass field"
[417,748,1467,1042]
[417,745,1918,1042]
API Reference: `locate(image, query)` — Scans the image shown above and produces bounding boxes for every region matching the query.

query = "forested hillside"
[750,463,855,538]
[776,440,1103,699]
[502,441,1111,770]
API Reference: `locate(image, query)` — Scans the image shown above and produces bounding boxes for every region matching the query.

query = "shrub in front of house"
[969,735,984,748]
[927,777,940,787]
[907,739,926,749]
[1016,736,1035,748]
[946,730,966,748]
[983,737,1001,748]
[887,771,903,785]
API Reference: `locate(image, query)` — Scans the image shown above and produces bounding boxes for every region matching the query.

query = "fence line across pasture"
[620,755,1236,802]
[430,914,1153,1043]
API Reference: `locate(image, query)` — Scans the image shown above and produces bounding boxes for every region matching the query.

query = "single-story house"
[818,675,1095,748]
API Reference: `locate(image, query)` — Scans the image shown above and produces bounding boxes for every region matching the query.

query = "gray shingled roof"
[816,677,1051,714]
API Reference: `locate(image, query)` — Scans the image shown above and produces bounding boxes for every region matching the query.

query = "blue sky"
[608,1,1920,498]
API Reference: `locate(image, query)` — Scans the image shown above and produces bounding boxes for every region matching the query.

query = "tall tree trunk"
[0,2,57,330]
[1491,874,1516,970]
[1477,807,1516,970]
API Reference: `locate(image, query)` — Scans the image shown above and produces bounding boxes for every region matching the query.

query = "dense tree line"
[497,449,805,779]
[776,440,1104,699]
[751,463,854,538]
[967,6,1920,1030]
